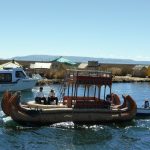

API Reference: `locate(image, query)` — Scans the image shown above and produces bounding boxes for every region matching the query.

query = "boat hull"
[0,79,37,92]
[11,109,135,126]
[6,92,137,126]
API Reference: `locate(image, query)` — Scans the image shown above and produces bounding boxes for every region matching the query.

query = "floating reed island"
[36,76,150,86]
[113,76,150,83]
[36,79,63,86]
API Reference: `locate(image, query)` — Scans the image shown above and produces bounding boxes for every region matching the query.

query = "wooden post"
[87,85,90,97]
[84,85,86,97]
[67,83,70,96]
[110,85,112,95]
[71,83,74,97]
[98,85,101,100]
[104,85,106,100]
[94,85,97,99]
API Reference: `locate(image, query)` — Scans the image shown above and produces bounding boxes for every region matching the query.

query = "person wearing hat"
[35,87,47,104]
[48,89,58,105]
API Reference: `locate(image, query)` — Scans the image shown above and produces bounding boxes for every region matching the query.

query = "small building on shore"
[30,62,52,76]
[51,56,76,70]
[78,61,99,70]
[78,63,88,69]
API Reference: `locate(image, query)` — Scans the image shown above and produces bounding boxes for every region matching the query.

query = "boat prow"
[1,91,12,116]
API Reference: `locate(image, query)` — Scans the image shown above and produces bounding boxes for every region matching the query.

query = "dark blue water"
[0,83,150,150]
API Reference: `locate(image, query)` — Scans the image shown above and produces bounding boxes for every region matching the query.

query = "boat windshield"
[15,71,26,78]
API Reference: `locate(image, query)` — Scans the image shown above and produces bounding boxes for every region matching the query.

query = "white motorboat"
[0,67,37,92]
[137,107,150,117]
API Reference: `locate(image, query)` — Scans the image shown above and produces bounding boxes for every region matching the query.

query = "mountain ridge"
[9,55,150,65]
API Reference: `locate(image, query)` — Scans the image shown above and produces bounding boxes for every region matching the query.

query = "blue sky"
[0,0,150,60]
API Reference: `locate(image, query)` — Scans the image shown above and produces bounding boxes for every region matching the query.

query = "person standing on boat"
[144,100,149,108]
[35,87,47,104]
[48,89,58,105]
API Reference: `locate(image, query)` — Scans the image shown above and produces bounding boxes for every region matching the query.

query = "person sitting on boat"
[144,100,149,108]
[35,87,47,104]
[106,94,111,104]
[48,89,58,105]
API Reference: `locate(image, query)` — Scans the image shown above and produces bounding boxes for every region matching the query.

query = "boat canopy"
[62,70,113,108]
[65,69,112,86]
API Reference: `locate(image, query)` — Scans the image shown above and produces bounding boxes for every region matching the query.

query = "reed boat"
[1,70,137,126]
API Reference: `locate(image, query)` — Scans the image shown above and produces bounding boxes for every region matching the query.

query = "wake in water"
[0,111,18,128]
[0,109,150,133]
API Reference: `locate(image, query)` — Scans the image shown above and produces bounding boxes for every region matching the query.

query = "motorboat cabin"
[0,67,37,92]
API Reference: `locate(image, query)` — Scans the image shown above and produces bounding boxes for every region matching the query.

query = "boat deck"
[26,101,68,109]
[26,101,128,113]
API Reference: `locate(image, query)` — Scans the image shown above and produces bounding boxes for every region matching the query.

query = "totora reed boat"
[1,70,137,126]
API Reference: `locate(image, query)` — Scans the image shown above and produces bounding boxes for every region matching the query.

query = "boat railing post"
[110,85,112,97]
[67,83,70,96]
[71,83,74,107]
[98,85,101,100]
[84,85,86,97]
[104,85,106,100]
[71,83,74,97]
[94,85,97,100]
[87,85,90,97]
[74,83,78,105]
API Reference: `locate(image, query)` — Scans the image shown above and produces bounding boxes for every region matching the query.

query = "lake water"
[0,82,150,150]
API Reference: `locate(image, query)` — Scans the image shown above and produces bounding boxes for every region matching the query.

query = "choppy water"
[0,83,150,150]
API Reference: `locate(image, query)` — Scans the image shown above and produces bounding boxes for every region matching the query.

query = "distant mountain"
[11,55,150,65]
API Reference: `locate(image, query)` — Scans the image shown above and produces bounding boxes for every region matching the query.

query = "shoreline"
[113,76,150,83]
[36,76,150,86]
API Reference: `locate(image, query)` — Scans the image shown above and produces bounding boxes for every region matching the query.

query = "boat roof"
[0,67,25,73]
[65,69,112,86]
[0,60,22,69]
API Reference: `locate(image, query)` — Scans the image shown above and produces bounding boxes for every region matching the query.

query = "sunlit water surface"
[0,82,150,150]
